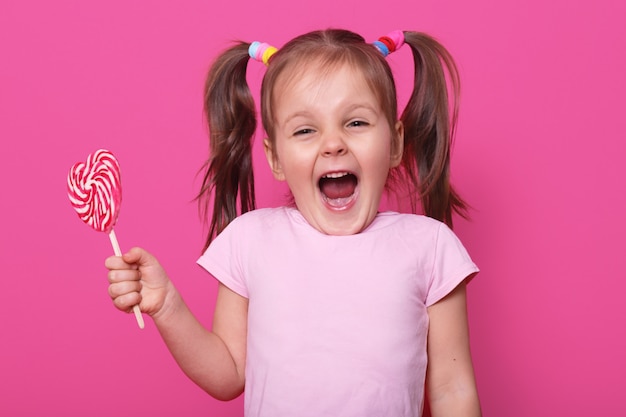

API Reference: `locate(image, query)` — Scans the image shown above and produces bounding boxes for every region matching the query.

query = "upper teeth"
[323,172,349,179]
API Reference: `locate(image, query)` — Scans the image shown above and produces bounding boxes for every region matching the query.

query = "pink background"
[1,0,625,415]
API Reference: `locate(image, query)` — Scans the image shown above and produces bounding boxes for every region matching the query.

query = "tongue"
[320,175,357,199]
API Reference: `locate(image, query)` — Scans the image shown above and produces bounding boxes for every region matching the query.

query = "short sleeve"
[197,217,249,299]
[425,223,479,307]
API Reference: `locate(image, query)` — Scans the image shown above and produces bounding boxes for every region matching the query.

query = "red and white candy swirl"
[67,149,122,233]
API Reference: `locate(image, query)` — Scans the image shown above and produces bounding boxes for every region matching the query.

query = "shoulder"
[372,212,444,237]
[218,207,300,241]
[374,211,440,226]
[234,207,287,221]
[199,207,292,269]
[227,207,292,228]
[372,212,472,256]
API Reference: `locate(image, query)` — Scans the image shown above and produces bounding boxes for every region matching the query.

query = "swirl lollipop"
[67,149,144,329]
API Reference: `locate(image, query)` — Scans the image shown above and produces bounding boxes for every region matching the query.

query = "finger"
[112,291,142,313]
[107,268,141,284]
[105,255,138,271]
[108,280,142,299]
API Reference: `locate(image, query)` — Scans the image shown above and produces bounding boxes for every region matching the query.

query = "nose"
[321,133,348,157]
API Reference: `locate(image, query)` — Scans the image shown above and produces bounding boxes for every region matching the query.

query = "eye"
[347,120,369,128]
[294,128,315,136]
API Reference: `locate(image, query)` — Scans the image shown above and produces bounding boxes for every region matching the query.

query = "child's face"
[264,63,403,235]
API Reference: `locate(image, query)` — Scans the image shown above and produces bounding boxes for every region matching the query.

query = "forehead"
[272,61,377,113]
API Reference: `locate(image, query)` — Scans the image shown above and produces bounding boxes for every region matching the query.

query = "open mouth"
[318,172,358,208]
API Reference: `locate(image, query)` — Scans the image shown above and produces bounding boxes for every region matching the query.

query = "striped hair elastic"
[372,30,405,57]
[248,41,278,66]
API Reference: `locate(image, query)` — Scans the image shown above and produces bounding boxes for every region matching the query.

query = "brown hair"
[198,29,467,250]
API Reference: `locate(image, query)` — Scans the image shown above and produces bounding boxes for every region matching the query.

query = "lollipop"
[67,149,144,329]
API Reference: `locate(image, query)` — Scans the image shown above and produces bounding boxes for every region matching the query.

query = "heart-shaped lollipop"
[67,149,122,233]
[67,149,144,329]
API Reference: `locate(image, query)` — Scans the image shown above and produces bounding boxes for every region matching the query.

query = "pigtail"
[197,42,257,250]
[400,31,467,227]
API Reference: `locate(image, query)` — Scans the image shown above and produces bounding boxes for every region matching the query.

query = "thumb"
[122,247,160,269]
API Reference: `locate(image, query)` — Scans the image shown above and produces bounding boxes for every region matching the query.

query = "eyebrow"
[282,111,313,126]
[281,103,379,125]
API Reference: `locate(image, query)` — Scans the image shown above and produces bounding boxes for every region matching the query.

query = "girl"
[106,29,481,416]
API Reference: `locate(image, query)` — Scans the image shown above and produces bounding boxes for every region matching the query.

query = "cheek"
[361,146,395,189]
[278,141,315,168]
[275,149,311,186]
[362,139,393,170]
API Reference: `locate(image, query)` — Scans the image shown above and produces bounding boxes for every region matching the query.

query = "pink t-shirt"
[198,207,478,417]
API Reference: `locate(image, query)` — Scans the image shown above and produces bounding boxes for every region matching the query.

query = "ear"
[263,138,286,181]
[390,121,404,168]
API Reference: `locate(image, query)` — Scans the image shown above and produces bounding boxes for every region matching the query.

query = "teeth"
[322,172,349,179]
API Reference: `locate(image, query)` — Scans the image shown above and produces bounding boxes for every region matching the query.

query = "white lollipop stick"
[109,229,145,329]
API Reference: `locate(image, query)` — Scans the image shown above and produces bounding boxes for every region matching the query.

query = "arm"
[106,248,247,400]
[426,280,481,417]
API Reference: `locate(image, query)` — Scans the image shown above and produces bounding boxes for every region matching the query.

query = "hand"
[105,247,173,318]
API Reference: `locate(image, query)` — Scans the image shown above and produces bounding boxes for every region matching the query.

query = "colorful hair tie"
[378,36,396,52]
[248,41,277,66]
[372,41,390,56]
[373,30,405,57]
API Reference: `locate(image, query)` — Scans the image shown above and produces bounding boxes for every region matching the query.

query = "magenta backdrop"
[1,0,625,416]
